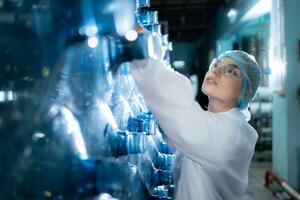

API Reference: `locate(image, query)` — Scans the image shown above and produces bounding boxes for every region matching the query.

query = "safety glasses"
[209,58,243,81]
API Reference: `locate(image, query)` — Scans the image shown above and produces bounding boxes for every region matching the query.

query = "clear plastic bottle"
[127,114,156,134]
[144,136,174,171]
[111,62,138,130]
[136,0,150,8]
[104,125,147,158]
[153,185,175,199]
[137,155,174,196]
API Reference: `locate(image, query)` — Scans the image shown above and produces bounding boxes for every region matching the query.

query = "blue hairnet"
[218,50,261,120]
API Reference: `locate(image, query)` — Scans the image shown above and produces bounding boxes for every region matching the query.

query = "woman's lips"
[205,76,218,85]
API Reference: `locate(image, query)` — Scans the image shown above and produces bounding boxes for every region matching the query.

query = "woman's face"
[201,57,243,105]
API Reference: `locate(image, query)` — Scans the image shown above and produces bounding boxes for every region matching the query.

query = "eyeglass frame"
[208,58,244,81]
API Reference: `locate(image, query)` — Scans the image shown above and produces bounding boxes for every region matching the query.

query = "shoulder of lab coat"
[130,59,258,167]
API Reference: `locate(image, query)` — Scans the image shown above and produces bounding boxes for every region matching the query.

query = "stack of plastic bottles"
[0,0,175,199]
[132,1,176,199]
[136,0,173,66]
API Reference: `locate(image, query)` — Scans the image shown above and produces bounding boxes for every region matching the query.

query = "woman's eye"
[228,69,238,76]
[212,64,218,68]
[227,69,233,73]
[232,71,238,76]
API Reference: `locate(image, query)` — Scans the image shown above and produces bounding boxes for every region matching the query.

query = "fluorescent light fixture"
[242,0,271,22]
[32,132,46,141]
[0,91,5,102]
[227,8,238,23]
[173,60,186,69]
[0,90,13,102]
[7,90,13,101]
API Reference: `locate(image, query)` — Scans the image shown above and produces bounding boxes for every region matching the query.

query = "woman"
[129,35,261,200]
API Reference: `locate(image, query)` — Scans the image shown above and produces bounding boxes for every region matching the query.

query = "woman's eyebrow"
[230,64,240,69]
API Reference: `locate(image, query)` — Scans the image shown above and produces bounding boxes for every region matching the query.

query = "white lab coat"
[130,59,258,200]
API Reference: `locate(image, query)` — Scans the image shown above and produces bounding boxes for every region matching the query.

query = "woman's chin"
[202,85,218,98]
[202,87,228,103]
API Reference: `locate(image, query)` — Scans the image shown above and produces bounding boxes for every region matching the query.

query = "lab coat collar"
[209,107,251,122]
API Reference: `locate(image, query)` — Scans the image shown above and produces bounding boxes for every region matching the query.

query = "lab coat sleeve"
[130,59,232,165]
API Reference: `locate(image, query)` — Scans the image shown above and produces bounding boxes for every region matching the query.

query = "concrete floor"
[242,161,276,200]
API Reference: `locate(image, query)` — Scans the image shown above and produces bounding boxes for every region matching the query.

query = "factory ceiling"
[150,0,236,41]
